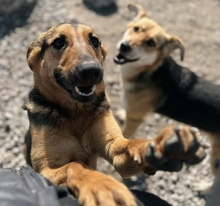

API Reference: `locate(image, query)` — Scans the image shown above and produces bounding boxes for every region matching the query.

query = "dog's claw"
[149,141,163,159]
[185,147,207,165]
[190,127,200,134]
[174,125,183,132]
[133,154,142,164]
[185,134,200,157]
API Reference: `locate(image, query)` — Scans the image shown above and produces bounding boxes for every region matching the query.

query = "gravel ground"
[0,0,220,205]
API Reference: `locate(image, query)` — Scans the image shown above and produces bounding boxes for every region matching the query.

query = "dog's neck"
[119,56,173,82]
[24,88,69,116]
[24,87,110,119]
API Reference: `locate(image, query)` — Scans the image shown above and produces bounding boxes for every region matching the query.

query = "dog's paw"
[72,170,137,206]
[145,125,207,172]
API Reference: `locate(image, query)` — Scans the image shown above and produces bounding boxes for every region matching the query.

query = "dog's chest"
[122,76,162,111]
[67,116,94,153]
[122,69,155,94]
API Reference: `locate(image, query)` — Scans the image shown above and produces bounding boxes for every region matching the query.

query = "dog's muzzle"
[114,42,139,65]
[76,62,103,84]
[54,62,103,103]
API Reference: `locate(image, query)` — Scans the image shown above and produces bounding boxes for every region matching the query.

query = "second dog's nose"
[76,62,103,83]
[119,42,132,53]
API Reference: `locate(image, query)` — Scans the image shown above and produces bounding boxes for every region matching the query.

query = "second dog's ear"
[128,3,147,21]
[163,36,185,61]
[27,32,46,71]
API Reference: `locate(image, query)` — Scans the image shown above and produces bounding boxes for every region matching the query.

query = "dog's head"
[27,23,107,104]
[114,4,184,67]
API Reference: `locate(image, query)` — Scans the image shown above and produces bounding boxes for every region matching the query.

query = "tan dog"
[23,23,206,206]
[114,4,220,175]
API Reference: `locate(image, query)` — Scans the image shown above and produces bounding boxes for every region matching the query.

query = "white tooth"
[75,85,96,97]
[75,86,80,94]
[91,85,96,92]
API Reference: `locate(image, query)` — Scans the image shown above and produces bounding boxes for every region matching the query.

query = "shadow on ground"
[0,0,37,38]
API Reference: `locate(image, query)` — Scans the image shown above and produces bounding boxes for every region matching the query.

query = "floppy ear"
[101,45,107,63]
[163,36,185,61]
[128,3,147,21]
[27,32,46,71]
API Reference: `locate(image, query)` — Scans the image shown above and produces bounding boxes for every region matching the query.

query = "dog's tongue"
[114,53,126,64]
[78,86,94,94]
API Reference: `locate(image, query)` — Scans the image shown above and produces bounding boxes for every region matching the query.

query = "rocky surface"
[0,0,36,13]
[0,0,220,205]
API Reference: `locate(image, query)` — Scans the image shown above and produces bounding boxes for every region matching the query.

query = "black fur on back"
[151,57,220,133]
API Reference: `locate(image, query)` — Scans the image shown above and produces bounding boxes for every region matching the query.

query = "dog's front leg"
[121,92,156,138]
[41,162,137,206]
[93,111,207,177]
[122,114,144,138]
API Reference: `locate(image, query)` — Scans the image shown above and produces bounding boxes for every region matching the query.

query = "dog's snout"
[76,62,102,83]
[120,42,132,53]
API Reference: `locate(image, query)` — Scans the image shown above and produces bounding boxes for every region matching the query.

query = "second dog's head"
[114,4,184,68]
[27,23,107,105]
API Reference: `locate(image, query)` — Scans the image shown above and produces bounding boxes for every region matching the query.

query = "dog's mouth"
[114,52,139,65]
[73,85,97,102]
[75,85,96,97]
[53,68,99,103]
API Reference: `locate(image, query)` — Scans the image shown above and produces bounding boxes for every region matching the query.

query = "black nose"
[76,62,103,84]
[119,42,132,53]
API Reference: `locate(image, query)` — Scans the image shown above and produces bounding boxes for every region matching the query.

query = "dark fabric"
[0,165,171,206]
[0,166,77,206]
[131,190,172,206]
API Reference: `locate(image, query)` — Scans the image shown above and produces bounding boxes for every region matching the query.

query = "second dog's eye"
[52,37,66,50]
[145,39,156,47]
[90,35,100,49]
[133,26,139,32]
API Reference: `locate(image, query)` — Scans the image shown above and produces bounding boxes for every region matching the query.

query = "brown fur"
[114,4,185,139]
[24,23,206,206]
[114,4,220,176]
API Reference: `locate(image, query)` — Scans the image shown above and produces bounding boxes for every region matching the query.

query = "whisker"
[55,75,65,80]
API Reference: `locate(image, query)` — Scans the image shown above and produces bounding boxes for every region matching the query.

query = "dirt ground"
[0,0,220,205]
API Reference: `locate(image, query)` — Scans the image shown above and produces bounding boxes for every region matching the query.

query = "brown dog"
[114,4,220,175]
[23,23,206,206]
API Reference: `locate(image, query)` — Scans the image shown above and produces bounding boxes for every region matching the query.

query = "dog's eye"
[145,39,156,47]
[52,37,66,50]
[90,35,100,49]
[133,26,139,32]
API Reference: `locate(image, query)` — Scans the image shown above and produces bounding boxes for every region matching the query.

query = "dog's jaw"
[53,68,100,103]
[73,85,97,103]
[114,52,139,64]
[75,85,96,97]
